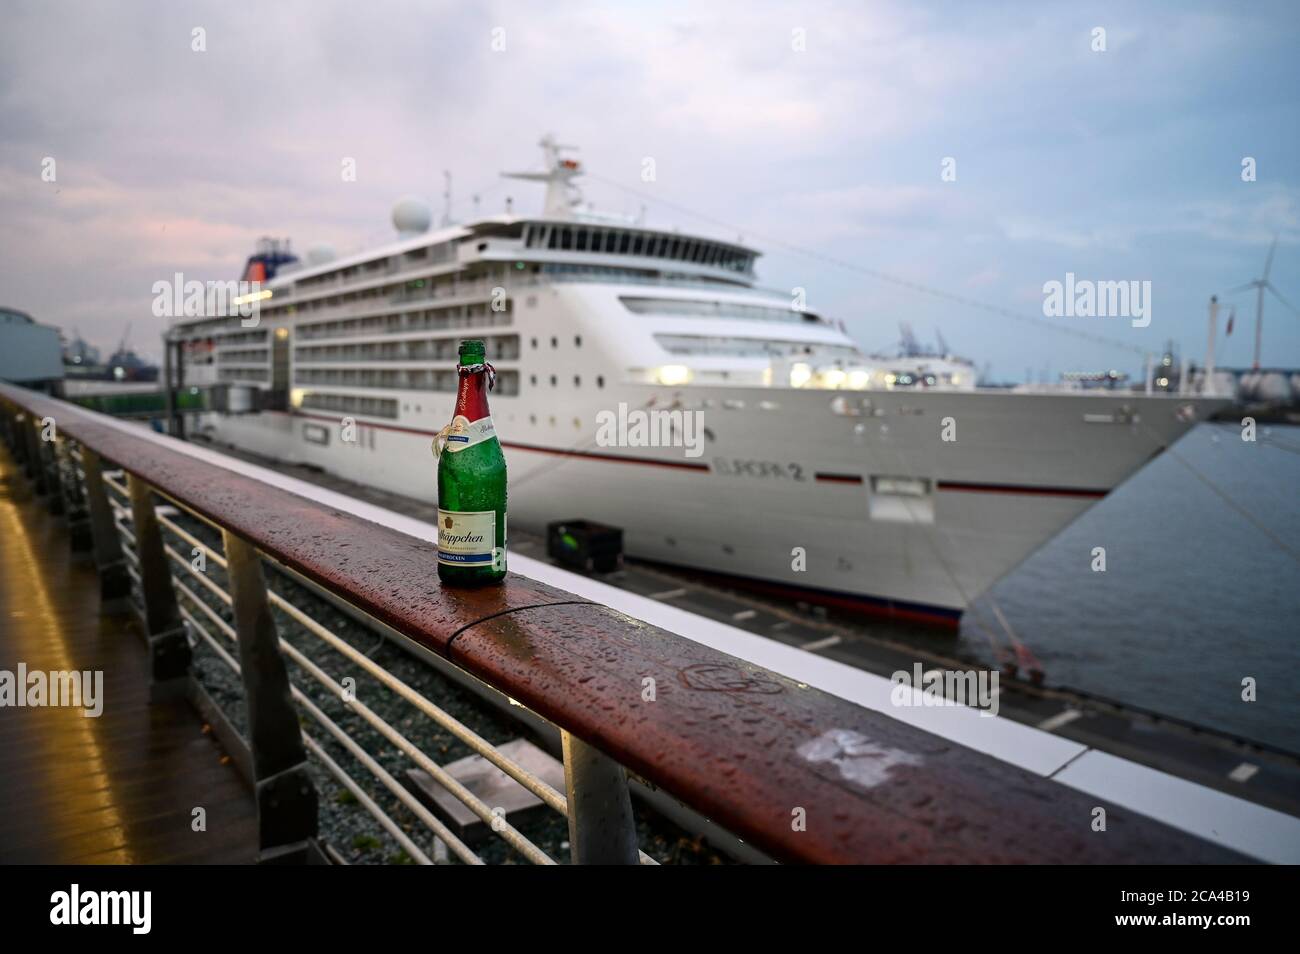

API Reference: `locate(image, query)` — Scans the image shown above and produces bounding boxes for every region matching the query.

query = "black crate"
[546,519,624,574]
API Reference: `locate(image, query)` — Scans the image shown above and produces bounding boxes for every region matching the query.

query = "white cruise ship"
[168,137,1228,626]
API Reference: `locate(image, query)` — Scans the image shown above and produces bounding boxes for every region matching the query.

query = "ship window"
[596,375,605,388]
[550,336,557,348]
[574,375,581,387]
[530,374,537,385]
[619,232,631,254]
[531,337,537,348]
[624,297,822,325]
[560,228,573,250]
[574,335,582,347]
[632,234,644,255]
[576,229,589,252]
[605,231,618,252]
[549,375,557,386]
[548,229,559,249]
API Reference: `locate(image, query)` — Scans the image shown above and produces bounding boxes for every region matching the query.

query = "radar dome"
[305,243,337,265]
[392,196,432,237]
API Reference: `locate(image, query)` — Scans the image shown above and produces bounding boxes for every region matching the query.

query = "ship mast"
[501,134,583,219]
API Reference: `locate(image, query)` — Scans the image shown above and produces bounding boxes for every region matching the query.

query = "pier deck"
[0,446,256,864]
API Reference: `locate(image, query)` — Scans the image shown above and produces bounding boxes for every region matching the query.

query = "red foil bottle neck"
[455,368,491,420]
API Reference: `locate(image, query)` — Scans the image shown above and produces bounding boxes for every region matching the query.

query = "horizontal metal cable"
[157,512,228,569]
[292,691,480,865]
[302,733,435,866]
[171,559,545,863]
[175,578,237,640]
[180,606,445,866]
[268,590,569,816]
[165,545,233,606]
[102,473,129,500]
[276,635,555,865]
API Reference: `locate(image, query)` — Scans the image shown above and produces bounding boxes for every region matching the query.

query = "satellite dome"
[305,243,337,265]
[392,196,432,237]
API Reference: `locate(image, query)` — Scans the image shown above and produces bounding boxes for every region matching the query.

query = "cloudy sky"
[2,0,1297,380]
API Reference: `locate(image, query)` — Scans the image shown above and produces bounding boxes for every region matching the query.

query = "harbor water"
[956,422,1300,754]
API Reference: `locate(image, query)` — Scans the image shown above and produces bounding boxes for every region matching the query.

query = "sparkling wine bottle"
[434,339,507,585]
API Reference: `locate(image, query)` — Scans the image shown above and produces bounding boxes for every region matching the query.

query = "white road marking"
[800,635,842,652]
[1037,708,1083,732]
[731,609,757,621]
[648,588,687,600]
[1228,763,1259,783]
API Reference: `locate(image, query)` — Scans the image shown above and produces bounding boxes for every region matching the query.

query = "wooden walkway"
[0,445,257,864]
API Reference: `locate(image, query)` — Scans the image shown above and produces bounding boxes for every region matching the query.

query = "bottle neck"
[454,363,492,420]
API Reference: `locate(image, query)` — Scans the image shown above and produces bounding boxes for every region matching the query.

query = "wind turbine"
[1224,235,1298,369]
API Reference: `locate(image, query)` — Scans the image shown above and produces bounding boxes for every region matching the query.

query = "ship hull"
[192,385,1227,625]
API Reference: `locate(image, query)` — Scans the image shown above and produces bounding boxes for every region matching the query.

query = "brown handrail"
[0,382,1245,863]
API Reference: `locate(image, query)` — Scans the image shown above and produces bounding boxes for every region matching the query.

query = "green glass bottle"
[435,339,507,585]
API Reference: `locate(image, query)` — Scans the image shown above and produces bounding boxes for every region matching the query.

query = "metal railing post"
[561,730,640,864]
[57,440,92,553]
[39,428,65,517]
[126,473,192,691]
[222,530,319,864]
[0,404,17,457]
[10,410,29,469]
[80,449,132,603]
[23,413,48,494]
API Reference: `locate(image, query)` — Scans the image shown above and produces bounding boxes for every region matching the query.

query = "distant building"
[0,306,64,393]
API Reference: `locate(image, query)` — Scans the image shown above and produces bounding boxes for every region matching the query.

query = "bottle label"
[444,414,496,453]
[438,509,497,566]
